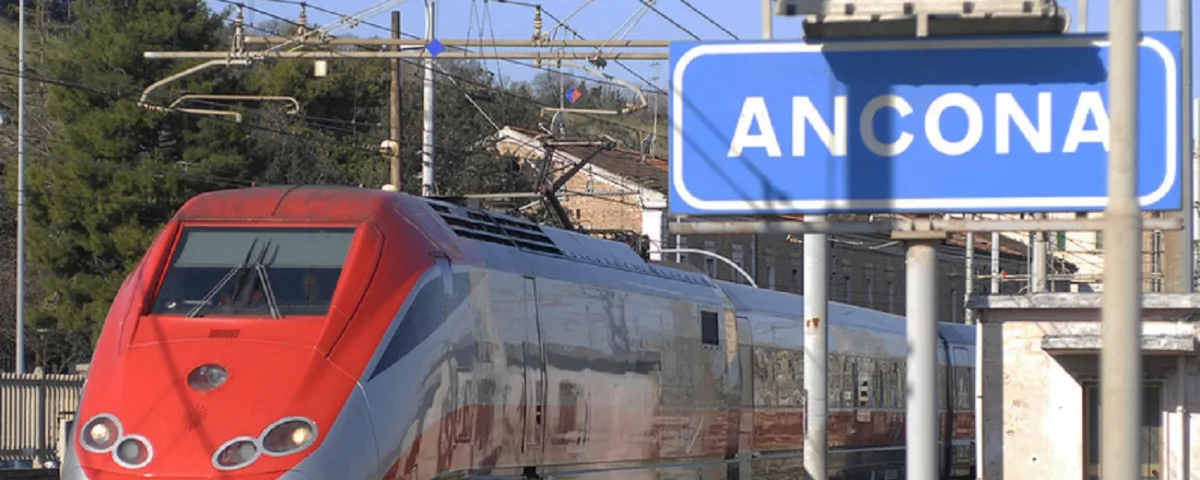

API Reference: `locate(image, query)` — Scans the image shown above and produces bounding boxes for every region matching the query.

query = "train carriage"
[60,185,975,480]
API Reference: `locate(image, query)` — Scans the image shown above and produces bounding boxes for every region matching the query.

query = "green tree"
[245,50,542,195]
[242,40,390,187]
[19,0,240,331]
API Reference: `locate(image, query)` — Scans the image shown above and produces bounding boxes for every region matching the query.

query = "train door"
[522,277,546,458]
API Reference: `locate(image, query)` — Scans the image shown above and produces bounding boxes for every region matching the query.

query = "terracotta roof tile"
[553,143,670,194]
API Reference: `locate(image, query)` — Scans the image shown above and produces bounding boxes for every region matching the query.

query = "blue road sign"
[668,33,1183,215]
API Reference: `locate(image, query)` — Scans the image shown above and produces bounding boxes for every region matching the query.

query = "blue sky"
[206,0,1194,92]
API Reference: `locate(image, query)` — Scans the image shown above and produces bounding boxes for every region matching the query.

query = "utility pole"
[965,230,974,324]
[1032,217,1047,292]
[788,0,829,470]
[1078,0,1088,32]
[990,232,1000,293]
[761,0,773,39]
[803,226,828,480]
[1167,0,1194,292]
[1101,2,1143,480]
[389,11,402,191]
[421,1,436,197]
[1185,0,1196,292]
[906,233,940,479]
[14,0,25,375]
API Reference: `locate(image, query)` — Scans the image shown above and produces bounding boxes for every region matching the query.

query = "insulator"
[533,7,543,41]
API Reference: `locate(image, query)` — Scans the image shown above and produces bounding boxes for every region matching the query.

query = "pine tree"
[21,0,239,330]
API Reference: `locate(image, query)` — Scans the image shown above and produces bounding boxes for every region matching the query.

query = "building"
[495,125,1050,322]
[1041,211,1182,293]
[971,293,1200,480]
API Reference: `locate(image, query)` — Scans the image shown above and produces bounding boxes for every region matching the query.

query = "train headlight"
[213,437,259,470]
[187,364,229,391]
[79,414,121,453]
[112,435,152,469]
[261,418,317,456]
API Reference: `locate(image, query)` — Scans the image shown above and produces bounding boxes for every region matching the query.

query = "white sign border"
[669,35,1179,213]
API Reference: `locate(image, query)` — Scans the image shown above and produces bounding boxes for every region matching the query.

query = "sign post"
[1102,0,1143,477]
[668,31,1182,479]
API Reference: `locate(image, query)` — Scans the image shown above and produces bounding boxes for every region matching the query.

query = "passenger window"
[701,310,719,345]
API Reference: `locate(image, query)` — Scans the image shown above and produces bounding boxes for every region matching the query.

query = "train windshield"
[151,226,356,318]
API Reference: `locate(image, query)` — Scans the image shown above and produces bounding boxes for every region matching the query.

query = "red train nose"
[72,339,355,477]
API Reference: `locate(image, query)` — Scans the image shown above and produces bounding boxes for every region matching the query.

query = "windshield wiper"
[185,240,259,318]
[250,241,282,319]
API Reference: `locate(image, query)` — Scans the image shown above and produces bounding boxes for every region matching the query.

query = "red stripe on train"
[381,406,975,480]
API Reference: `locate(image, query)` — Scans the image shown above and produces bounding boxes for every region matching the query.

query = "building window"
[950,287,958,322]
[732,244,745,284]
[767,266,777,290]
[705,258,717,278]
[791,268,801,294]
[888,280,896,312]
[844,275,852,302]
[866,277,874,306]
[1095,231,1104,249]
[1056,232,1067,251]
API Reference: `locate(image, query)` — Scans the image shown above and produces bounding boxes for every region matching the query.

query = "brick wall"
[556,167,644,232]
[496,136,647,233]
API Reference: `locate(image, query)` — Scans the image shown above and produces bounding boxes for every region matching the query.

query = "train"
[60,185,976,480]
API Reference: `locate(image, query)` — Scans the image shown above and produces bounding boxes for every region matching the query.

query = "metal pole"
[674,217,682,263]
[973,301,984,480]
[14,0,24,375]
[906,239,939,480]
[421,1,436,197]
[1101,0,1144,479]
[965,231,974,324]
[1178,0,1195,292]
[762,0,773,39]
[389,11,402,191]
[1178,354,1191,479]
[990,231,1001,293]
[803,216,827,480]
[1078,0,1088,32]
[1032,224,1047,293]
[979,230,995,479]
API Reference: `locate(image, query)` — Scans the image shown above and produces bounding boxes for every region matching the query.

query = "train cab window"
[151,226,356,317]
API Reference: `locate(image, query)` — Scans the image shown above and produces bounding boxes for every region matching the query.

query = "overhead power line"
[677,0,740,39]
[213,0,664,95]
[637,0,700,39]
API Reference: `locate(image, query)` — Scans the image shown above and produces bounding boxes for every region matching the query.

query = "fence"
[0,370,85,463]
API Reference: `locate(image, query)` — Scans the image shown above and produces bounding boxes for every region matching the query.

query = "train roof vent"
[424,199,563,256]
